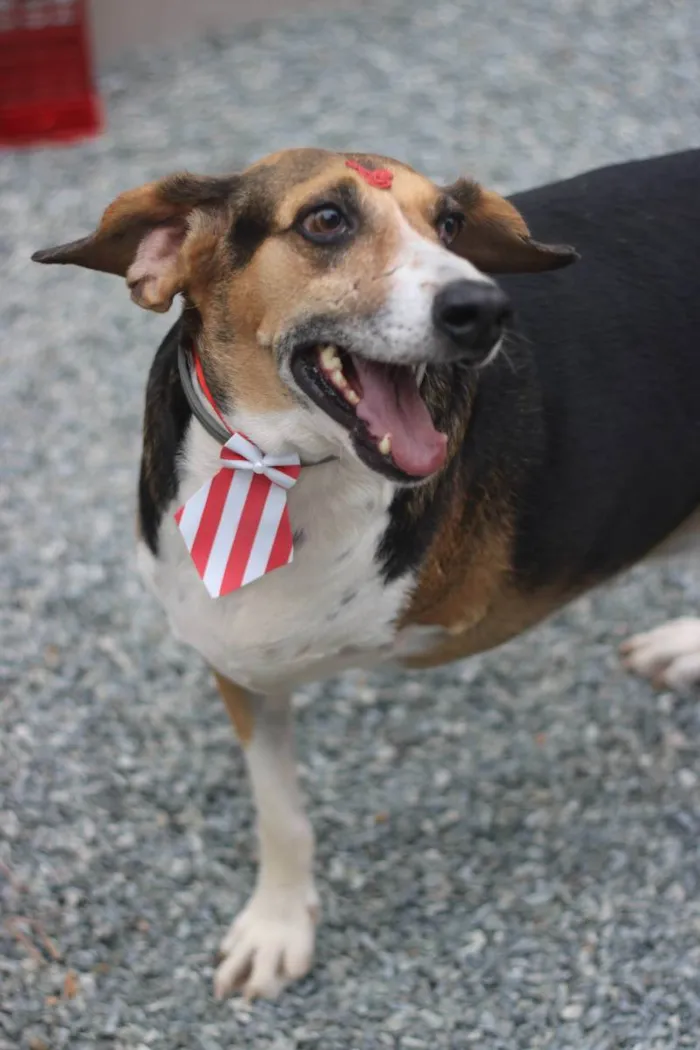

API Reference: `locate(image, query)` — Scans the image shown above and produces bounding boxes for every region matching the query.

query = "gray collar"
[177,341,232,445]
[177,341,337,466]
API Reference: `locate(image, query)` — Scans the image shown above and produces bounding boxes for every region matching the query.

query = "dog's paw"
[620,617,700,688]
[214,885,319,1001]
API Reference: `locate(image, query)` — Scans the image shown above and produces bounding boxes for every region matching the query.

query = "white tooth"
[320,347,341,370]
[378,433,392,455]
[346,390,360,406]
[331,369,346,388]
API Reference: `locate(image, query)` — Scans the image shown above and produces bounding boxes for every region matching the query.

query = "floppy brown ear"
[444,178,578,274]
[32,173,239,312]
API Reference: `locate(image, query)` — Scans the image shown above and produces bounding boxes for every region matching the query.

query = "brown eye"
[437,212,464,247]
[298,205,351,243]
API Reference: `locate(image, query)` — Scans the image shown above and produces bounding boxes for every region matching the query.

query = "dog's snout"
[432,280,511,358]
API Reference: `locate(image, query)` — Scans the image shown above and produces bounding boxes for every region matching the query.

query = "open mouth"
[291,345,448,481]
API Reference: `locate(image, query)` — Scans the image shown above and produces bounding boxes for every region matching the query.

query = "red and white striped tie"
[174,432,301,597]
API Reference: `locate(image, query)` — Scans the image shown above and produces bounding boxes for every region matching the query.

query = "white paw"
[620,617,700,688]
[214,885,319,1000]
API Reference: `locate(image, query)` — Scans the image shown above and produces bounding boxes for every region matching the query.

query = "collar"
[177,340,237,445]
[177,340,337,466]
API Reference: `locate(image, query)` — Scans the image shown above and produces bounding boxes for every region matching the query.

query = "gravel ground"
[2,1,700,1047]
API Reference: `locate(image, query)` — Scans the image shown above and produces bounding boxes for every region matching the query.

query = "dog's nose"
[432,280,511,358]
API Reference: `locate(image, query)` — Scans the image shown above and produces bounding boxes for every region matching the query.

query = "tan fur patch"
[274,162,353,229]
[206,332,293,415]
[399,420,574,668]
[100,182,185,234]
[402,584,571,669]
[401,481,515,636]
[389,169,442,235]
[32,173,235,280]
[469,188,531,239]
[214,672,254,745]
[447,180,577,273]
[182,211,230,300]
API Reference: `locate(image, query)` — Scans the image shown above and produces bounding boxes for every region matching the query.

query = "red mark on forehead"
[345,159,394,190]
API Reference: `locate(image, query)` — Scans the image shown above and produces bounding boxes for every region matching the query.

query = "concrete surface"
[89,0,371,65]
[2,0,700,1047]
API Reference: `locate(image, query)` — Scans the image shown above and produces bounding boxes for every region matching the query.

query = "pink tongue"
[352,357,448,477]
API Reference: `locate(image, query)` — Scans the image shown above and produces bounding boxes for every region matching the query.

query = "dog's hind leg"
[212,674,319,1000]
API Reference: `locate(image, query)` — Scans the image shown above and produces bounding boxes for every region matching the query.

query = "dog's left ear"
[444,178,578,274]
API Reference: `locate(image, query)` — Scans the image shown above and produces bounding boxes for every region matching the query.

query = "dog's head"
[34,148,576,482]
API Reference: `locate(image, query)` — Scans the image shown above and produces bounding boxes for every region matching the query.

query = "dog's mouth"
[291,345,448,481]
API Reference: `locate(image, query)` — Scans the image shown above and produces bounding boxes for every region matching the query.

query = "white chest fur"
[137,421,432,693]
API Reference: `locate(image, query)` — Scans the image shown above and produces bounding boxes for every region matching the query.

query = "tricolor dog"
[34,147,700,999]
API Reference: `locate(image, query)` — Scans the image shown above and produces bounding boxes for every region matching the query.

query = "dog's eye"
[437,212,464,247]
[298,205,351,243]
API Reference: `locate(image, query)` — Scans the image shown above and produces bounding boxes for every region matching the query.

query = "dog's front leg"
[212,674,319,1000]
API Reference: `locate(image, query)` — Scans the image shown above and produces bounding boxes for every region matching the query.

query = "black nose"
[432,279,511,358]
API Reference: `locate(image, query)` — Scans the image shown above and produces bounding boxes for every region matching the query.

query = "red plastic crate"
[0,0,101,147]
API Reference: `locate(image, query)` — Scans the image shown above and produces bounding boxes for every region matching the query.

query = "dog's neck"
[181,388,398,539]
[177,338,401,542]
[178,339,339,469]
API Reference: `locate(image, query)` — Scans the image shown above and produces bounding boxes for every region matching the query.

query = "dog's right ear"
[32,173,239,312]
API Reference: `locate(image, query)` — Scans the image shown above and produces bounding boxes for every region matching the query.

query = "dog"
[33,146,700,1000]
